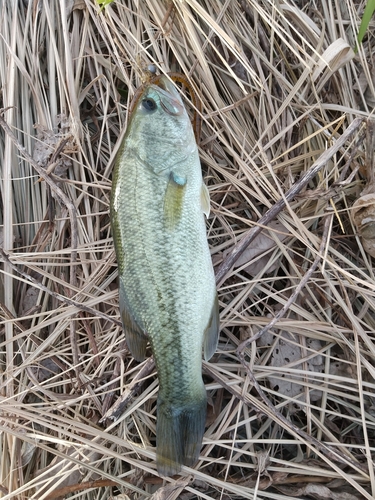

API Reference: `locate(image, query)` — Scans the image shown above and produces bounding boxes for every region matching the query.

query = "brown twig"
[101,339,127,415]
[44,479,122,500]
[80,312,100,369]
[362,117,375,194]
[100,356,155,422]
[160,1,176,34]
[207,91,259,118]
[215,117,364,286]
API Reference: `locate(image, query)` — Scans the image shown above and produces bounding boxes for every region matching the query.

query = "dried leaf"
[150,476,192,500]
[36,358,63,383]
[227,221,289,276]
[276,483,362,499]
[258,330,324,401]
[33,118,76,190]
[20,428,40,467]
[21,286,39,316]
[239,468,289,489]
[280,4,321,43]
[312,38,355,93]
[329,360,350,378]
[255,450,270,474]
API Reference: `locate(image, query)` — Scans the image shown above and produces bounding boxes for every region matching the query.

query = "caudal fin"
[156,392,207,476]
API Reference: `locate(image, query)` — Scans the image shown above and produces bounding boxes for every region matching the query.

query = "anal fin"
[203,292,219,361]
[119,280,148,361]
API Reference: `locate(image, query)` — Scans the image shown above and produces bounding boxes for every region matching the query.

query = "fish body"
[110,76,219,476]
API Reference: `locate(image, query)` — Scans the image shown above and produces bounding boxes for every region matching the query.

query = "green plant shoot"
[357,0,375,51]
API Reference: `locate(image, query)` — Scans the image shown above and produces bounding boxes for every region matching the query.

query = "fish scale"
[111,76,219,476]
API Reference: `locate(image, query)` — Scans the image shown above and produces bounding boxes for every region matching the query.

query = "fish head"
[127,76,195,152]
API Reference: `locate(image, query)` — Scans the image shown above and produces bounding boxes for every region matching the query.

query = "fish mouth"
[150,79,184,116]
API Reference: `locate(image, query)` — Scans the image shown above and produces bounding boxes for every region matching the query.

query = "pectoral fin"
[203,292,219,361]
[164,172,187,229]
[119,280,148,361]
[201,183,210,218]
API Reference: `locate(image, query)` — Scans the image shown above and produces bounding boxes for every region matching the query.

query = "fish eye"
[142,98,157,112]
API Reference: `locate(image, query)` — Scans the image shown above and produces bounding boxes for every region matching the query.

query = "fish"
[110,75,219,476]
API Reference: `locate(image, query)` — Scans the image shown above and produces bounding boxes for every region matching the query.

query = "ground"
[0,1,374,499]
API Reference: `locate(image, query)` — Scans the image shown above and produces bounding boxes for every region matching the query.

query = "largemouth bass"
[110,76,219,476]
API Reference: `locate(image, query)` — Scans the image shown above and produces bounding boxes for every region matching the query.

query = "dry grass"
[1,0,375,498]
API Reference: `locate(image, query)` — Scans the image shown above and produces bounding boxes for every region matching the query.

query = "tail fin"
[156,392,207,476]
